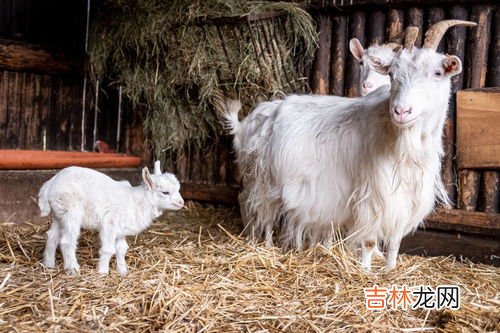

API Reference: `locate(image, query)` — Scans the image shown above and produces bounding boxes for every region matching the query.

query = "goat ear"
[443,55,462,77]
[154,160,161,175]
[349,38,364,60]
[142,167,155,191]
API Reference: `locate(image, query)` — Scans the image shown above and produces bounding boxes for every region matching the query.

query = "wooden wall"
[0,0,145,156]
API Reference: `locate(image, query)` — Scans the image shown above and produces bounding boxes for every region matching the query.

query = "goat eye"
[162,191,170,195]
[434,70,442,77]
[359,61,364,66]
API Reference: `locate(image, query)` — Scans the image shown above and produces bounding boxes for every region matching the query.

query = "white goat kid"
[229,20,475,270]
[39,161,184,275]
[349,38,401,96]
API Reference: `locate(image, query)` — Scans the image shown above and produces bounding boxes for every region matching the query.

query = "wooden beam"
[0,39,81,76]
[425,208,500,236]
[400,228,499,266]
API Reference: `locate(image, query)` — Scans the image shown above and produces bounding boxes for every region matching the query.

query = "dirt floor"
[0,203,498,332]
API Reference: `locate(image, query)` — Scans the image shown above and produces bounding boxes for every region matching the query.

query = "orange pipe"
[0,150,141,170]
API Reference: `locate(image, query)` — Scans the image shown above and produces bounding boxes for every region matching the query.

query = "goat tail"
[38,179,53,217]
[221,99,242,136]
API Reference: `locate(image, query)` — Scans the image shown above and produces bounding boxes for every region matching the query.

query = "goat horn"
[404,26,419,51]
[423,20,477,50]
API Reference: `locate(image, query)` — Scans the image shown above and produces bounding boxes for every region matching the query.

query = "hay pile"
[89,0,317,160]
[1,203,498,332]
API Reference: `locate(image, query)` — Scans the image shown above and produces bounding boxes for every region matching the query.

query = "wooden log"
[426,7,446,53]
[0,39,81,76]
[479,171,500,213]
[406,8,424,47]
[329,15,347,96]
[441,5,469,207]
[366,10,386,46]
[459,5,493,212]
[311,14,332,95]
[458,169,481,211]
[386,9,404,43]
[487,8,500,87]
[0,71,8,146]
[345,11,365,97]
[5,71,21,148]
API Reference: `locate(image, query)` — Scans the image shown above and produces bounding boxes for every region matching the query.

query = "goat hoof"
[43,260,56,269]
[66,268,80,276]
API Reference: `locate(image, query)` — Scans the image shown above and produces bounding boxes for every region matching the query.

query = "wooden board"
[457,88,500,169]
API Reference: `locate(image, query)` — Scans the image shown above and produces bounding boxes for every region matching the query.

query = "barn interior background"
[0,0,498,264]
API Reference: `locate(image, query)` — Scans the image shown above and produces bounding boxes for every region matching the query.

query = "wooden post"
[329,15,347,96]
[366,10,386,46]
[480,171,500,213]
[459,5,493,211]
[442,5,468,207]
[406,8,423,47]
[386,9,404,43]
[311,13,332,95]
[426,7,446,53]
[484,9,500,213]
[345,11,365,97]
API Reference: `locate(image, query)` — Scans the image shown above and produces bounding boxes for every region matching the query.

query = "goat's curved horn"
[423,20,477,50]
[404,26,419,51]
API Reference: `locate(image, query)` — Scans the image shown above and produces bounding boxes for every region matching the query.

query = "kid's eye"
[434,70,442,77]
[359,61,364,66]
[162,191,170,195]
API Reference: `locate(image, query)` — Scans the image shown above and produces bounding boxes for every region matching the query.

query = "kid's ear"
[371,56,391,75]
[443,55,462,77]
[349,38,364,61]
[142,167,155,190]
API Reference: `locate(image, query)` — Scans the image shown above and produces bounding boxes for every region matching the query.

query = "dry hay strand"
[89,0,317,161]
[0,203,498,332]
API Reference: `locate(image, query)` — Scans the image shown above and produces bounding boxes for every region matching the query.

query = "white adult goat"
[39,161,184,275]
[224,20,475,270]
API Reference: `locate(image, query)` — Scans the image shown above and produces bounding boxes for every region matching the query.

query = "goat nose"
[394,106,412,116]
[178,199,184,207]
[362,82,373,89]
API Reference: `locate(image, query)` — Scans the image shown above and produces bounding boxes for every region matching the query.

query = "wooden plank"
[329,15,347,96]
[311,14,332,95]
[456,89,500,169]
[0,39,81,76]
[425,208,500,236]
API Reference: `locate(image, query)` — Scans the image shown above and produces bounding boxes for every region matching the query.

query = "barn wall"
[0,0,145,156]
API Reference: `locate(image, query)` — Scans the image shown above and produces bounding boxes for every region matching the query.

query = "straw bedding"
[0,203,498,332]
